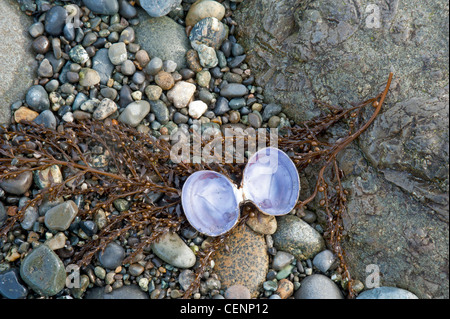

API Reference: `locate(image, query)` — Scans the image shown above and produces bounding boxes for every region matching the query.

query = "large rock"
[0,0,37,126]
[235,0,449,299]
[135,9,191,70]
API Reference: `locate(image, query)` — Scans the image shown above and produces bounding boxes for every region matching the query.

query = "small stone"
[246,209,277,235]
[139,0,182,18]
[44,6,67,36]
[228,54,246,69]
[0,269,28,299]
[118,100,151,127]
[28,22,44,38]
[186,0,226,27]
[79,68,101,87]
[69,45,90,64]
[313,250,337,273]
[20,244,66,296]
[34,165,62,189]
[186,49,202,72]
[93,98,118,120]
[276,279,294,299]
[135,50,150,68]
[263,280,278,292]
[151,232,196,269]
[33,110,56,130]
[108,42,128,65]
[121,60,136,76]
[272,251,295,271]
[93,48,115,85]
[228,110,240,124]
[220,83,248,99]
[26,85,50,112]
[190,17,228,50]
[178,269,195,291]
[44,200,78,231]
[79,220,98,237]
[98,242,125,270]
[268,116,281,128]
[45,232,67,251]
[262,104,283,122]
[196,70,212,88]
[0,202,6,227]
[150,100,170,124]
[145,57,163,76]
[213,97,230,115]
[357,287,419,299]
[38,59,53,78]
[0,171,33,195]
[188,100,208,119]
[294,274,344,299]
[163,60,178,73]
[196,44,218,68]
[128,263,145,277]
[119,27,135,44]
[83,0,119,15]
[145,85,163,101]
[224,285,251,299]
[167,81,196,108]
[155,71,175,90]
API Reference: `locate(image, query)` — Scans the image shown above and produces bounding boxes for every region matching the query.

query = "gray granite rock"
[97,242,125,269]
[294,274,343,299]
[83,0,119,15]
[139,0,182,18]
[118,100,151,127]
[357,287,419,299]
[135,9,191,69]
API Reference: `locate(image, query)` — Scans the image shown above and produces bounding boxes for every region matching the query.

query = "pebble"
[272,251,295,271]
[0,171,33,195]
[178,269,195,291]
[44,200,78,231]
[98,242,126,270]
[163,60,178,73]
[34,165,63,189]
[118,0,137,19]
[19,198,38,231]
[196,70,212,88]
[248,112,262,128]
[145,85,163,101]
[312,250,337,273]
[268,116,281,128]
[93,98,118,120]
[186,49,203,72]
[190,17,229,50]
[150,100,170,124]
[196,44,218,68]
[276,279,294,299]
[20,244,66,296]
[118,100,151,127]
[220,83,249,99]
[92,48,115,85]
[45,232,67,251]
[155,71,175,90]
[224,285,251,299]
[83,0,119,16]
[186,0,226,27]
[214,225,268,298]
[28,22,44,38]
[0,269,28,299]
[140,0,182,18]
[151,232,196,269]
[167,81,197,108]
[121,60,136,76]
[44,6,67,36]
[262,103,283,121]
[79,68,101,87]
[0,202,6,227]
[69,45,89,64]
[26,85,50,112]
[357,287,419,299]
[188,100,208,119]
[245,209,277,235]
[294,274,344,299]
[38,59,53,78]
[108,42,128,65]
[272,215,325,261]
[33,110,57,130]
[86,285,148,299]
[213,97,230,115]
[32,35,50,54]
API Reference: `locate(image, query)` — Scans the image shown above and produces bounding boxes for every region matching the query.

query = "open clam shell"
[242,147,300,216]
[181,148,300,236]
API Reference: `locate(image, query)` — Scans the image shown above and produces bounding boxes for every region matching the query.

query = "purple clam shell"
[242,147,300,216]
[181,171,240,237]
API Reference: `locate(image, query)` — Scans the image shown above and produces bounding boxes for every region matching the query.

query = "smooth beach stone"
[220,83,248,99]
[150,100,170,124]
[167,81,197,108]
[78,68,101,87]
[93,98,117,120]
[108,42,128,65]
[312,249,336,273]
[34,165,63,189]
[20,244,66,296]
[92,48,115,85]
[357,287,419,299]
[97,242,125,269]
[118,100,151,127]
[189,17,228,50]
[186,0,226,27]
[151,232,196,269]
[44,200,79,231]
[26,85,50,112]
[69,45,89,64]
[83,0,119,15]
[44,5,67,36]
[139,0,182,18]
[0,171,33,195]
[188,100,208,119]
[0,269,28,299]
[33,110,56,130]
[294,274,344,299]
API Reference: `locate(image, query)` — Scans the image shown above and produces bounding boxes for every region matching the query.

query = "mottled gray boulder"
[0,0,37,126]
[135,9,191,69]
[235,0,449,299]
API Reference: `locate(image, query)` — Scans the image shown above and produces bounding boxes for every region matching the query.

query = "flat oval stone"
[44,200,78,231]
[214,225,269,298]
[357,287,419,299]
[151,232,196,269]
[97,242,125,269]
[294,274,344,299]
[118,100,151,127]
[20,244,66,296]
[83,0,119,15]
[44,5,67,36]
[220,83,248,99]
[139,0,182,18]
[0,171,33,195]
[272,215,325,261]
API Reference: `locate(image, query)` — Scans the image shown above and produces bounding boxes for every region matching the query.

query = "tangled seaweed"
[0,73,393,299]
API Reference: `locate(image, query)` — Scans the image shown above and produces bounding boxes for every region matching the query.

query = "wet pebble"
[44,6,67,36]
[118,101,151,127]
[98,242,125,270]
[93,98,118,120]
[312,250,336,273]
[151,232,196,269]
[224,285,251,299]
[294,274,343,299]
[0,172,33,196]
[83,0,119,16]
[44,200,78,231]
[0,269,28,299]
[26,85,50,112]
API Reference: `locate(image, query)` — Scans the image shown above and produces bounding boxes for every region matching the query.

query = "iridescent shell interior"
[242,147,300,216]
[181,148,300,236]
[181,171,240,237]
